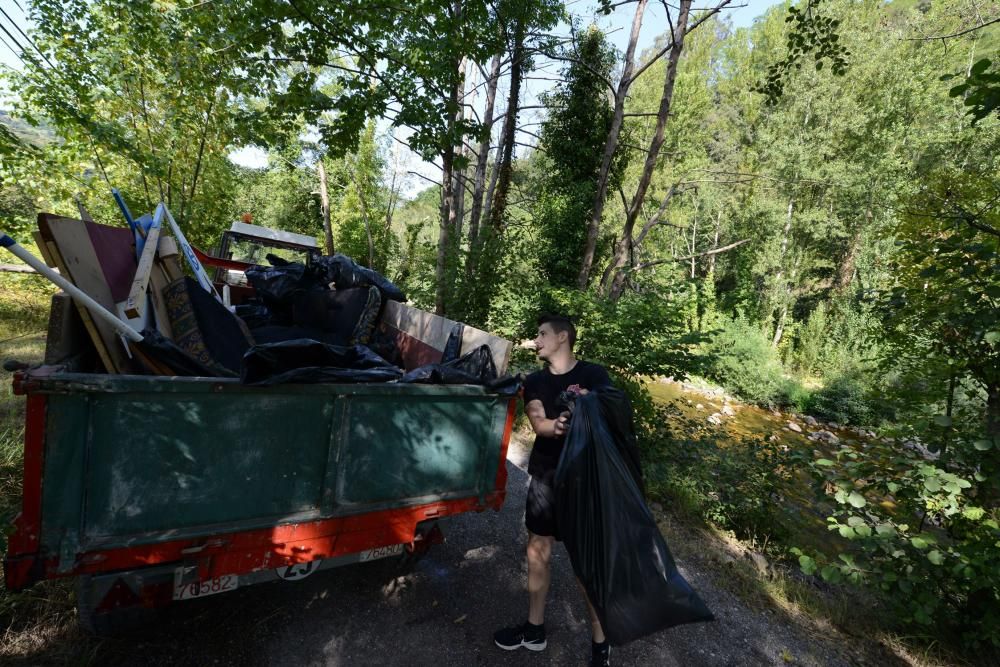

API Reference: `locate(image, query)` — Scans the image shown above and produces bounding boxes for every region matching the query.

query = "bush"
[702,315,786,406]
[807,371,873,425]
[795,440,1000,648]
[776,378,812,412]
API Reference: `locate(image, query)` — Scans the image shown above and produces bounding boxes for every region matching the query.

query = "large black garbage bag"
[241,339,403,385]
[399,344,519,395]
[312,254,406,302]
[244,261,311,324]
[555,389,713,646]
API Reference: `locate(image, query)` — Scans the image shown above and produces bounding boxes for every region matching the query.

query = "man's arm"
[525,399,570,438]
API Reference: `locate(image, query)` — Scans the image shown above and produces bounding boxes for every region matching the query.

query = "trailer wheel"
[76,574,160,636]
[398,520,444,571]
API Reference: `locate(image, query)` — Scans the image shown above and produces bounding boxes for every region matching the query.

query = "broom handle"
[0,233,144,343]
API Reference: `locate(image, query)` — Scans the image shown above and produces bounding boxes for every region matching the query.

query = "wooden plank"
[0,263,60,274]
[32,231,56,268]
[381,301,513,374]
[147,261,174,338]
[44,292,89,366]
[39,237,116,374]
[122,219,161,318]
[38,214,139,374]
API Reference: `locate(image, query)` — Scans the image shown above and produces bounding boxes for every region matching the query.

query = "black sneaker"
[493,621,547,652]
[592,641,611,667]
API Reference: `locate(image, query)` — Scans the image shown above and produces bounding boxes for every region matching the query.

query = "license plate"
[359,544,404,562]
[173,571,238,600]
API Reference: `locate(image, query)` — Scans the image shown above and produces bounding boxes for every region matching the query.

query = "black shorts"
[525,469,558,538]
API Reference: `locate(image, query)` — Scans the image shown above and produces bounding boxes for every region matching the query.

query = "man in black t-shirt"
[493,314,613,667]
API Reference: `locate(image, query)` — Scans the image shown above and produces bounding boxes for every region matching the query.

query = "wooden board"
[380,301,513,374]
[37,214,139,374]
[35,234,116,374]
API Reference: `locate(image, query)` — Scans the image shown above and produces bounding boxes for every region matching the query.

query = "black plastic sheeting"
[555,388,713,646]
[313,254,406,302]
[241,340,403,385]
[245,253,406,309]
[399,344,519,395]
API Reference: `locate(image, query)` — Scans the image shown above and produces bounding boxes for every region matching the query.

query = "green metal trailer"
[4,368,516,632]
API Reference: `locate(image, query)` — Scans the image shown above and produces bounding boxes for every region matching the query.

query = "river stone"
[809,430,839,444]
[787,421,803,433]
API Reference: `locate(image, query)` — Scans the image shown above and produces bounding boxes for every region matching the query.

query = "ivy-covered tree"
[535,26,624,288]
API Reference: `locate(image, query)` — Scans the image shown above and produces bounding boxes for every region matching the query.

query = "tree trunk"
[577,0,650,289]
[318,159,333,255]
[604,0,694,300]
[689,212,698,279]
[772,304,788,348]
[437,154,454,315]
[435,0,463,316]
[770,197,795,347]
[486,22,525,232]
[775,198,794,284]
[836,208,868,291]
[467,53,502,271]
[452,57,470,240]
[707,210,722,275]
[941,369,957,461]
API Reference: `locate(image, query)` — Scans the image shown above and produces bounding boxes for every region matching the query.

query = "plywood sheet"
[37,214,139,374]
[381,301,513,374]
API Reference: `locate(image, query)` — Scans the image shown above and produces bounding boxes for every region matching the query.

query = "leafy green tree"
[535,26,624,288]
[4,1,285,243]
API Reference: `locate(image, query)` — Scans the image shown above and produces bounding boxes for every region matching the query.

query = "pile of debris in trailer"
[0,194,515,389]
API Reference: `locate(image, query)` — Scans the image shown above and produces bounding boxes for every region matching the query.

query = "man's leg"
[578,579,611,666]
[576,578,606,643]
[527,532,554,625]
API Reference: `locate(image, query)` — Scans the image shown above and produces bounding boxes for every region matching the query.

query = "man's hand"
[552,411,571,437]
[526,400,573,438]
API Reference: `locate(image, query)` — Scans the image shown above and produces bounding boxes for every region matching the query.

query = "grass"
[0,276,89,663]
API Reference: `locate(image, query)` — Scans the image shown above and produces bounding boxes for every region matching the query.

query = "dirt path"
[10,436,879,667]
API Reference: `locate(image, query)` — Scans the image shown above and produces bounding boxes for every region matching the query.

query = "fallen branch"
[1,263,58,274]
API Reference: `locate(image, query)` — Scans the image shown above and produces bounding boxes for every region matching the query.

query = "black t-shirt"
[523,360,611,477]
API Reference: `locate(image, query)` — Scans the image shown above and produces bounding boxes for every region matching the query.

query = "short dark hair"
[537,314,577,349]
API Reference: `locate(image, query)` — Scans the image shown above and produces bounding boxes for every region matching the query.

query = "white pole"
[0,233,144,343]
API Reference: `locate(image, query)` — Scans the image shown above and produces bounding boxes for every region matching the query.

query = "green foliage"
[795,441,1000,646]
[944,57,1000,124]
[806,371,873,425]
[0,183,37,241]
[331,123,397,273]
[756,0,850,103]
[536,26,624,287]
[703,315,786,406]
[230,164,320,237]
[541,287,701,381]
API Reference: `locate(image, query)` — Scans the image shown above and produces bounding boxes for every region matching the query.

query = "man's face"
[534,323,564,360]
